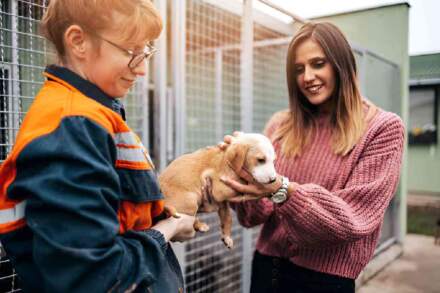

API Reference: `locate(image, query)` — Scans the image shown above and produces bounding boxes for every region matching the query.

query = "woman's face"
[294,38,336,108]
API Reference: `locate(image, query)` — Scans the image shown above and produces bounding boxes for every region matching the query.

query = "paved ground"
[358,234,440,293]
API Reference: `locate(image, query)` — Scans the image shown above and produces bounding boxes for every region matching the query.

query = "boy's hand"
[151,214,196,242]
[170,214,197,242]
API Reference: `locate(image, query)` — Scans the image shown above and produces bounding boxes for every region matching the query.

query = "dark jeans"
[250,251,355,293]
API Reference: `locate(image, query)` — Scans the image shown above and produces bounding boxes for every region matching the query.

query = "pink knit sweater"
[233,107,405,279]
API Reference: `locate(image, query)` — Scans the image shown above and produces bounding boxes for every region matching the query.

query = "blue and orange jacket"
[0,65,183,292]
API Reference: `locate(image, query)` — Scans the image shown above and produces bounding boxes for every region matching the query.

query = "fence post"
[215,48,223,142]
[172,0,187,158]
[170,0,187,271]
[241,1,254,292]
[153,0,168,172]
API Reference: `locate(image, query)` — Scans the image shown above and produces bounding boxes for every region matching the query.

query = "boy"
[0,0,195,292]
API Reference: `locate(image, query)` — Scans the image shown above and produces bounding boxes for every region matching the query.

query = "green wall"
[407,97,440,194]
[301,3,410,240]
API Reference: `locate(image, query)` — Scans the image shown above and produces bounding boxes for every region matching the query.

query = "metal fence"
[0,1,50,291]
[0,0,402,292]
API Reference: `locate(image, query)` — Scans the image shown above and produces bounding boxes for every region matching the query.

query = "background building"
[408,52,440,195]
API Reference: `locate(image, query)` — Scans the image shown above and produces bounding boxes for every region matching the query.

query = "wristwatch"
[270,176,289,204]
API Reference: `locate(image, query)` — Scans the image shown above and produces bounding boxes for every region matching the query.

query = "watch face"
[272,192,287,204]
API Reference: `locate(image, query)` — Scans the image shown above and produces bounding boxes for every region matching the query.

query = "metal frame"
[0,64,12,160]
[240,3,254,291]
[172,0,186,157]
[170,0,187,271]
[241,0,253,133]
[215,48,223,141]
[10,0,20,152]
[153,0,167,171]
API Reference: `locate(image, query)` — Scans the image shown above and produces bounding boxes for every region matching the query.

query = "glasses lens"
[129,55,144,69]
[128,51,156,69]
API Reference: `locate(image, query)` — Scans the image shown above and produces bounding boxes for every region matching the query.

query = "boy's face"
[82,30,149,98]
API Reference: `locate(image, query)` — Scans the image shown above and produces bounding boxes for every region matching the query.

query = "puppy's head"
[225,133,277,184]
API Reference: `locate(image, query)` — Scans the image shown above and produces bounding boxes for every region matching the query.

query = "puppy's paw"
[164,205,180,218]
[194,222,210,232]
[222,236,234,249]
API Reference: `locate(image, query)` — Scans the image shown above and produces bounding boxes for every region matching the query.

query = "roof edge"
[410,51,440,57]
[409,78,440,86]
[309,1,410,20]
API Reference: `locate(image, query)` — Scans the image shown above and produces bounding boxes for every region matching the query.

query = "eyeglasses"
[96,34,157,69]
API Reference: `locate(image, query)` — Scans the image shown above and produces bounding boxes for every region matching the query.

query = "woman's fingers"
[217,131,242,151]
[217,142,228,150]
[227,194,261,203]
[218,135,234,150]
[224,135,234,143]
[220,177,263,195]
[237,169,255,183]
[220,177,249,193]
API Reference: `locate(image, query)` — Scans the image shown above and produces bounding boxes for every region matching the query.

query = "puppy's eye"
[257,158,266,164]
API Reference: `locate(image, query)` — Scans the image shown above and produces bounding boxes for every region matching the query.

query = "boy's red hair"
[40,0,163,58]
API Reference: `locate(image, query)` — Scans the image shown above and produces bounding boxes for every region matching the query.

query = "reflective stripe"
[114,132,138,146]
[115,131,155,169]
[0,201,27,225]
[117,147,147,163]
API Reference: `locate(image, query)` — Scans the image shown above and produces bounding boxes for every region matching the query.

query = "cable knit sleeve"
[278,113,404,248]
[232,110,288,227]
[232,198,274,227]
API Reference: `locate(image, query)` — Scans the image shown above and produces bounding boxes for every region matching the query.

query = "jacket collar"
[44,65,126,121]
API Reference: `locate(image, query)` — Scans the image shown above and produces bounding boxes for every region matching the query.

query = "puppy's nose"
[268,177,277,184]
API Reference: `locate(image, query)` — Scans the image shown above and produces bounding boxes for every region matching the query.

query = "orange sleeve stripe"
[115,161,152,170]
[0,219,26,234]
[116,144,143,149]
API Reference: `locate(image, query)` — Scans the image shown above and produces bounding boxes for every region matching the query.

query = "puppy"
[158,133,277,249]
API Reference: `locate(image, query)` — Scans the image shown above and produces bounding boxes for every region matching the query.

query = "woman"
[221,22,405,293]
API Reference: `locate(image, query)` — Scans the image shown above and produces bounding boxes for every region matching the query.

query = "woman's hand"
[217,131,241,150]
[221,175,283,202]
[151,214,196,242]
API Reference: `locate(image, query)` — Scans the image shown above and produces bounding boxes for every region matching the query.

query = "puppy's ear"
[225,143,250,172]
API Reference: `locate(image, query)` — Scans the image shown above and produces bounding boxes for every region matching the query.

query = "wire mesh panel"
[185,214,243,293]
[184,1,244,292]
[123,73,152,148]
[185,0,242,151]
[252,24,289,133]
[0,0,53,163]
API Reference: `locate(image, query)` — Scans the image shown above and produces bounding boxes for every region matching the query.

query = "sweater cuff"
[145,229,168,252]
[278,183,311,218]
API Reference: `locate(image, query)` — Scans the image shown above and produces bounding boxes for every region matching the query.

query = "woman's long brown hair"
[272,22,366,157]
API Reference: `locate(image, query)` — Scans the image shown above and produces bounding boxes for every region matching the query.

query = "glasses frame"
[94,34,157,69]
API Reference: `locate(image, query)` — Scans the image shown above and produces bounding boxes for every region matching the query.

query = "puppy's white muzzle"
[252,164,277,184]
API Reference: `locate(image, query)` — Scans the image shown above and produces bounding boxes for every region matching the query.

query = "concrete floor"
[358,234,440,293]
